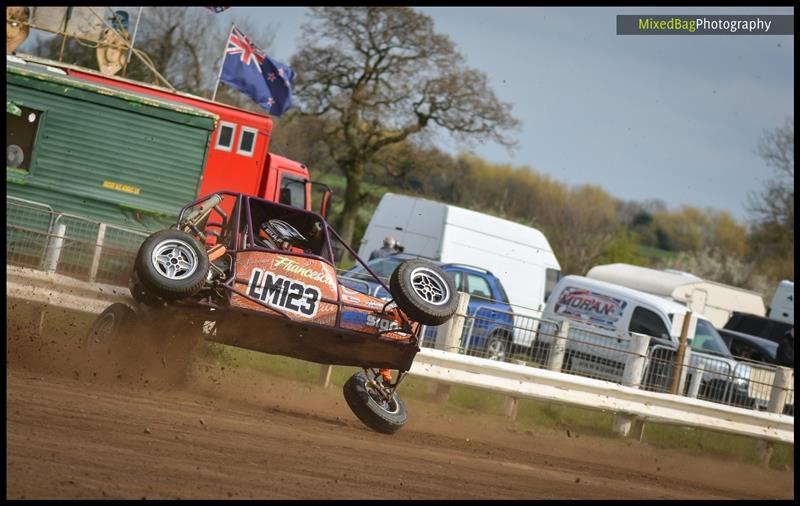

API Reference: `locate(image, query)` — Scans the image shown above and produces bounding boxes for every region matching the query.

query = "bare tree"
[290,7,520,246]
[746,117,794,281]
[749,117,794,232]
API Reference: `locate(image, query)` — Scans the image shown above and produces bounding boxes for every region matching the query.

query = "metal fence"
[7,196,149,286]
[416,292,794,415]
[8,196,794,416]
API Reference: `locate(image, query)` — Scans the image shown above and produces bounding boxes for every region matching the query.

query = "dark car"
[723,312,792,345]
[718,328,778,364]
[340,253,516,360]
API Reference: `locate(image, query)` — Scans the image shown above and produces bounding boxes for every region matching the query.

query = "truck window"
[545,268,561,302]
[692,319,731,356]
[629,307,670,339]
[280,175,306,209]
[494,278,510,304]
[466,274,492,300]
[237,126,258,157]
[445,271,463,292]
[215,122,236,151]
[7,104,42,173]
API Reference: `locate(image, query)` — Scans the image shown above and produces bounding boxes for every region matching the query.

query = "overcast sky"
[20,6,794,222]
[224,6,794,223]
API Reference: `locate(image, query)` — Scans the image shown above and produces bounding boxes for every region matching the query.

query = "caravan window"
[237,127,258,156]
[215,122,236,151]
[629,307,670,339]
[6,104,43,172]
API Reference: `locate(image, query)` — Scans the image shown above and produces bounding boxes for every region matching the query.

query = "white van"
[537,275,753,405]
[585,263,766,328]
[358,193,562,346]
[768,280,794,325]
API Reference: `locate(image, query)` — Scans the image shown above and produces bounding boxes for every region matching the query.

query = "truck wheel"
[484,331,511,361]
[85,303,137,355]
[389,259,458,326]
[343,371,407,434]
[134,230,209,301]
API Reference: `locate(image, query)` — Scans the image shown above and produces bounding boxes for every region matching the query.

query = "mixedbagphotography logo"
[617,14,794,35]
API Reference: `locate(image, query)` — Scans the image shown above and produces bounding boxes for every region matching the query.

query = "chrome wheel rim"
[151,239,198,280]
[487,338,506,360]
[409,267,450,306]
[365,379,400,414]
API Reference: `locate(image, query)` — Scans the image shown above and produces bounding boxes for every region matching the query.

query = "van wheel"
[484,331,511,361]
[389,259,458,326]
[134,230,209,301]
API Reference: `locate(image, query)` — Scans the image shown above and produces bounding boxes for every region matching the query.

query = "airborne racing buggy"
[87,191,458,434]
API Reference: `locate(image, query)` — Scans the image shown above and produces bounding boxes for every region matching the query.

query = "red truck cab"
[49,61,328,216]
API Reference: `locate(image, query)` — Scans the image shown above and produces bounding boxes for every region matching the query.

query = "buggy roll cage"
[174,191,417,339]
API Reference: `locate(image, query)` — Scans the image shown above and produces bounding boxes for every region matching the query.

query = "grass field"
[8,300,794,471]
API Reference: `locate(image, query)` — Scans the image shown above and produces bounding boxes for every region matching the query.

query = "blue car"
[340,253,515,360]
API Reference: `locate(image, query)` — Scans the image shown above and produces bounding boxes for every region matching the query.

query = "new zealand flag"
[220,26,294,117]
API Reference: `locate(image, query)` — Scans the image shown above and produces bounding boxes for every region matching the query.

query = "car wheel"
[85,303,137,355]
[134,230,209,301]
[343,371,408,434]
[484,331,510,361]
[389,259,458,326]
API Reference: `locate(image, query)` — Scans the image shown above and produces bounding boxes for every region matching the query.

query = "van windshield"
[691,319,732,356]
[347,255,407,282]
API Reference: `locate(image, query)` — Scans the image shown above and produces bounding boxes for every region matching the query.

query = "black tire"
[134,229,209,301]
[484,330,511,361]
[85,303,137,355]
[343,371,408,434]
[389,259,458,326]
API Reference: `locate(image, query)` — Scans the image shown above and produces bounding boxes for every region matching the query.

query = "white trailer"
[358,193,562,346]
[768,280,794,324]
[585,263,766,328]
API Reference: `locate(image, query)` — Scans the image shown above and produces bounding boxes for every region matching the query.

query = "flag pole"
[122,6,144,76]
[211,24,235,103]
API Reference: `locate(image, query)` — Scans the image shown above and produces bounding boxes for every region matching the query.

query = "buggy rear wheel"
[389,259,458,326]
[343,371,408,434]
[134,229,209,301]
[85,303,137,355]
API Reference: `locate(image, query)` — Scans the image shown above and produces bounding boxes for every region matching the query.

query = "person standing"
[369,235,399,260]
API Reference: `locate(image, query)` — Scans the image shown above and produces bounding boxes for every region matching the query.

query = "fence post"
[678,347,692,395]
[612,332,651,440]
[44,223,67,274]
[435,292,470,353]
[428,292,470,404]
[756,366,793,466]
[89,223,107,283]
[318,364,333,388]
[504,396,519,420]
[670,311,693,394]
[547,319,569,371]
[687,366,704,398]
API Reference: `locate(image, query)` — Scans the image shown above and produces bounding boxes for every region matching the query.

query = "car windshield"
[346,256,407,282]
[692,319,732,356]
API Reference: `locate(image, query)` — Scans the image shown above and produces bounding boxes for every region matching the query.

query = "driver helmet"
[258,219,306,250]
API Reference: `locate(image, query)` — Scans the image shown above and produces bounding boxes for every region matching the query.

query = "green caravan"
[6,55,217,228]
[6,55,217,284]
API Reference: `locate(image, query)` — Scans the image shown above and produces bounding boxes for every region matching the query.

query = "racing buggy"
[87,191,459,434]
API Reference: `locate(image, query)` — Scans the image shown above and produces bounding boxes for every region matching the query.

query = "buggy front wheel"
[343,371,408,434]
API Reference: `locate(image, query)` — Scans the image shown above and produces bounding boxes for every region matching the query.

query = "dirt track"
[6,310,795,500]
